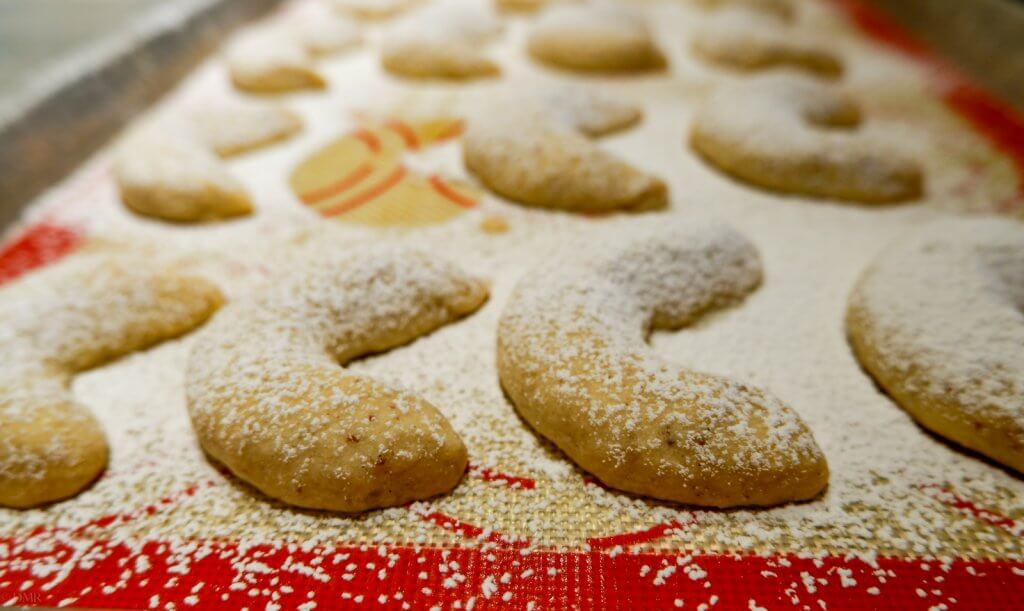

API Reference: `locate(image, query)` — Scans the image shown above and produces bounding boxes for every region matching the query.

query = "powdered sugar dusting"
[0,251,221,499]
[186,245,486,511]
[462,83,665,211]
[0,0,1022,606]
[847,217,1024,458]
[690,72,922,203]
[498,216,827,506]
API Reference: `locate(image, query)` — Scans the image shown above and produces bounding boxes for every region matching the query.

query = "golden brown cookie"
[695,0,795,21]
[689,73,923,203]
[186,247,488,512]
[381,2,503,80]
[527,3,666,73]
[692,8,842,78]
[847,217,1024,473]
[225,26,326,93]
[114,124,253,223]
[495,0,552,12]
[288,9,361,56]
[0,252,223,508]
[331,0,419,20]
[498,217,829,507]
[463,85,666,212]
[115,103,301,222]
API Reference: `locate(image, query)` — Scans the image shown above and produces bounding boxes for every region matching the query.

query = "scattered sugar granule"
[481,576,497,599]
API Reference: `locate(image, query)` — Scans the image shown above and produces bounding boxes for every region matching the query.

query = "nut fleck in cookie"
[847,217,1024,474]
[498,217,829,507]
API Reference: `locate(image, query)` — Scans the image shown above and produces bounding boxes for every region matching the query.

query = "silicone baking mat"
[1,0,1023,608]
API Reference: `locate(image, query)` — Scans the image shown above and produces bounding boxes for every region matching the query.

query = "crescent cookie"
[527,3,667,73]
[186,248,488,512]
[114,103,301,223]
[692,8,842,78]
[287,10,361,57]
[463,85,667,212]
[695,0,795,21]
[689,73,923,203]
[225,26,326,94]
[331,0,418,20]
[495,0,554,12]
[0,253,223,508]
[847,217,1024,473]
[381,2,503,80]
[114,125,253,223]
[497,217,829,507]
[189,100,303,157]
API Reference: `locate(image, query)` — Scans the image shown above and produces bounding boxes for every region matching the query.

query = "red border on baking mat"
[1,534,1022,610]
[2,2,1024,609]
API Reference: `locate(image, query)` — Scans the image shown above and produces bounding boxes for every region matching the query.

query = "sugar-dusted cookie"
[381,1,503,80]
[847,217,1024,474]
[114,124,253,223]
[226,25,326,94]
[689,73,922,203]
[288,5,364,57]
[186,248,488,512]
[498,217,829,507]
[115,102,301,222]
[495,0,551,12]
[527,3,666,73]
[0,252,223,508]
[692,8,842,78]
[463,84,666,211]
[330,0,418,20]
[189,100,303,157]
[527,83,644,136]
[495,0,578,12]
[288,9,361,56]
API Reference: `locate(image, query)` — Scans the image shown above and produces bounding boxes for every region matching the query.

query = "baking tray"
[0,0,283,232]
[1,0,1023,609]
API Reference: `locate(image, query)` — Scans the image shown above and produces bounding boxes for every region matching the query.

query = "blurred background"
[1,0,1022,224]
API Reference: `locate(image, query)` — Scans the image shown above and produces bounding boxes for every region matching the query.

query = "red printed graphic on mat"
[0,223,81,285]
[918,484,1024,537]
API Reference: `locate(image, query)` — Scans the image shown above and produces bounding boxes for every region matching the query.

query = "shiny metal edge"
[0,0,283,231]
